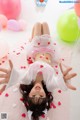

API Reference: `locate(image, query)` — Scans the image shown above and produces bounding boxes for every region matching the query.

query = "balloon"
[7,19,20,31]
[0,0,21,19]
[18,20,26,31]
[74,0,80,17]
[0,23,2,31]
[0,41,9,59]
[57,10,80,43]
[0,14,8,28]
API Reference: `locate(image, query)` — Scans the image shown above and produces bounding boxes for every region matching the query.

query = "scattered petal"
[50,103,56,108]
[53,43,56,45]
[48,42,50,45]
[62,58,64,61]
[58,90,62,93]
[38,43,40,45]
[20,98,24,102]
[2,61,5,63]
[41,114,45,118]
[56,72,58,75]
[55,65,58,68]
[29,57,31,59]
[21,113,26,118]
[16,52,20,55]
[21,46,24,49]
[13,51,15,52]
[5,93,9,97]
[40,65,44,68]
[58,101,61,106]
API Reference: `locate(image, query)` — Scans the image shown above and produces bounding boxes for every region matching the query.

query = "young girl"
[0,22,76,120]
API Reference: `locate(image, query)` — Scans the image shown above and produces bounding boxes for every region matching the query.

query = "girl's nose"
[35,86,41,90]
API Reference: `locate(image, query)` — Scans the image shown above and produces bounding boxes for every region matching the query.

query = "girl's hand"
[59,63,77,90]
[0,60,13,93]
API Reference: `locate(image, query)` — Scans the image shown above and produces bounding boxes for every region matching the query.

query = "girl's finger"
[0,68,8,74]
[0,85,6,93]
[9,60,13,70]
[63,68,72,76]
[59,63,63,73]
[0,78,8,84]
[66,83,76,90]
[0,74,8,78]
[65,73,77,80]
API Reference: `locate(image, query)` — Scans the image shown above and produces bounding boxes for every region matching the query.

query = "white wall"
[0,0,80,120]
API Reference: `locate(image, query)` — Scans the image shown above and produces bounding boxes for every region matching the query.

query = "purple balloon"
[7,19,20,31]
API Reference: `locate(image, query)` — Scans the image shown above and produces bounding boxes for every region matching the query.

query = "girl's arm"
[59,63,77,90]
[46,63,77,92]
[0,60,27,92]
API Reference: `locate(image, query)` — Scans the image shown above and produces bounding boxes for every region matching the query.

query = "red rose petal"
[5,93,9,97]
[58,101,61,106]
[56,72,58,75]
[54,43,56,45]
[55,65,58,68]
[24,66,26,69]
[48,42,50,45]
[13,51,15,52]
[22,113,26,118]
[29,57,31,59]
[28,60,33,64]
[40,65,44,68]
[20,98,24,101]
[62,58,64,61]
[21,46,24,49]
[41,114,45,118]
[38,43,40,45]
[16,52,20,55]
[2,61,5,63]
[20,66,23,69]
[40,55,43,58]
[50,103,56,108]
[58,90,62,93]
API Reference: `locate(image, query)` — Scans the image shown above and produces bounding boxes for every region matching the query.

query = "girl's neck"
[34,73,43,84]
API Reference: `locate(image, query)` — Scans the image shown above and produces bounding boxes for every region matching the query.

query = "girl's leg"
[31,22,42,40]
[42,22,50,35]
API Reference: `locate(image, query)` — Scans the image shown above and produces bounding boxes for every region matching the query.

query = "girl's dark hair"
[20,82,53,120]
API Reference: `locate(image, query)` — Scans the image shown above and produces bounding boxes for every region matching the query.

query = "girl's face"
[29,83,46,103]
[35,53,52,65]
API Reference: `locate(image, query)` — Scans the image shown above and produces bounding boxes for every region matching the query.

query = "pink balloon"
[74,0,80,17]
[0,14,8,28]
[0,0,21,19]
[0,23,2,31]
[7,19,20,31]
